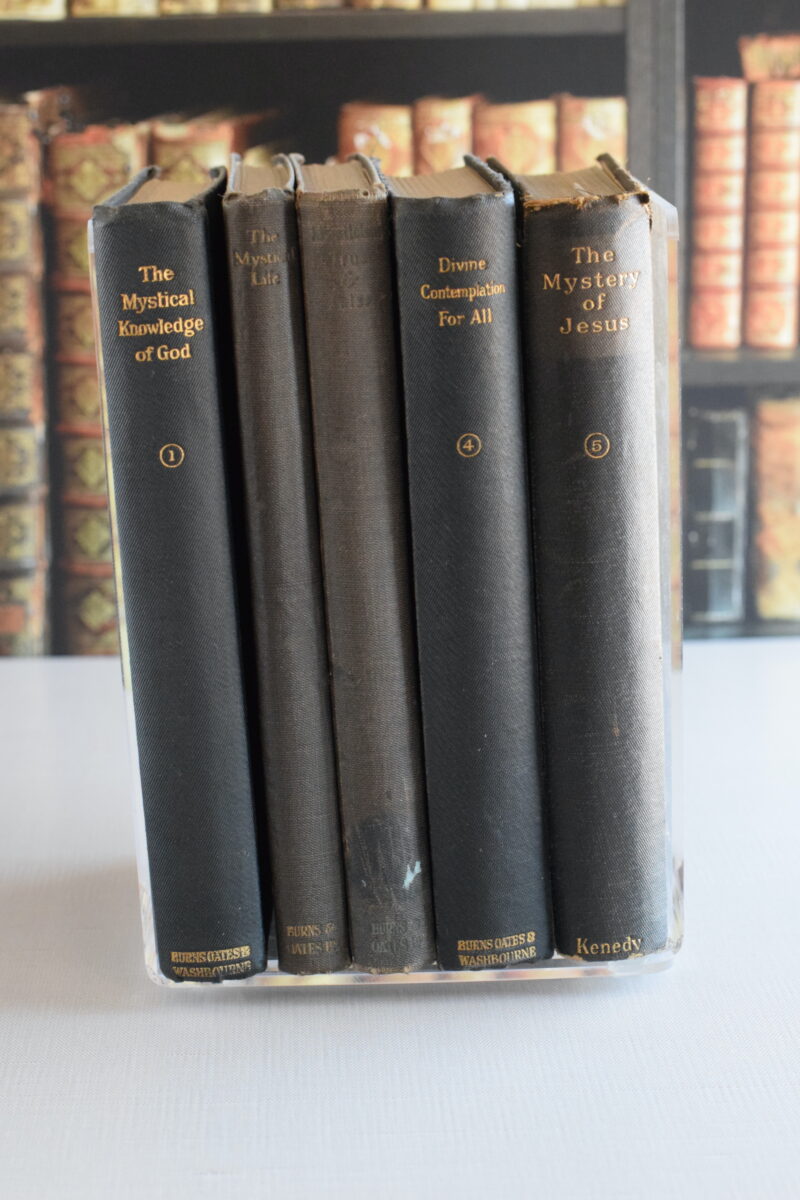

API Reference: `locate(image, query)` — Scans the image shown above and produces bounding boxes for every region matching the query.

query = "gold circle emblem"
[456,433,482,458]
[159,443,185,469]
[584,433,611,460]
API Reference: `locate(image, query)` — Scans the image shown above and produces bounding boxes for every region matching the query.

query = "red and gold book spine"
[70,0,157,13]
[158,0,217,11]
[276,0,343,8]
[0,0,65,16]
[337,103,413,176]
[743,80,800,351]
[149,113,269,184]
[472,99,557,174]
[218,0,273,9]
[349,0,420,9]
[424,0,475,10]
[0,105,48,657]
[754,398,800,621]
[413,95,476,175]
[688,77,748,350]
[555,94,627,172]
[45,123,149,655]
[739,34,800,83]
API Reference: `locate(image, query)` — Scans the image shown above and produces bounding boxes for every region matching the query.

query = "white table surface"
[1,639,799,1200]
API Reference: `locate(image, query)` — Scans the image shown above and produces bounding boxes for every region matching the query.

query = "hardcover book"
[753,397,800,621]
[91,168,268,982]
[150,113,270,186]
[743,80,800,350]
[740,34,800,82]
[472,100,557,175]
[684,406,750,625]
[495,155,672,961]
[350,0,419,9]
[46,123,150,655]
[424,0,476,10]
[218,0,273,9]
[0,104,48,656]
[337,104,413,177]
[0,0,65,15]
[276,0,344,8]
[386,159,553,970]
[158,0,218,11]
[223,156,349,974]
[556,94,627,172]
[412,96,476,175]
[688,78,748,350]
[70,0,157,13]
[294,156,435,973]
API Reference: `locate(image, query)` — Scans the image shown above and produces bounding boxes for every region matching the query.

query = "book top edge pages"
[294,157,382,197]
[126,178,203,205]
[386,163,497,199]
[507,156,645,203]
[228,154,293,197]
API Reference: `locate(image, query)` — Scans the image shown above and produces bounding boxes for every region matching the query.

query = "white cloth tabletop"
[1,639,798,1199]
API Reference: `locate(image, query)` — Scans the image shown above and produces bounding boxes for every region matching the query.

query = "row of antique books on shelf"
[689,32,800,351]
[90,150,677,981]
[0,0,624,18]
[0,89,624,657]
[684,395,800,630]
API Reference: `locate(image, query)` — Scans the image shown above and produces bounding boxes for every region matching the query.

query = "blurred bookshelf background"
[0,0,798,654]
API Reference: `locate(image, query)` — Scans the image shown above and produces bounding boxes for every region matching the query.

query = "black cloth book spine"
[388,161,553,971]
[684,406,749,626]
[91,169,267,982]
[222,159,349,974]
[295,157,435,973]
[512,166,669,961]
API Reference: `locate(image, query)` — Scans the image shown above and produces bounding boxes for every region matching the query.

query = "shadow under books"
[0,861,674,1010]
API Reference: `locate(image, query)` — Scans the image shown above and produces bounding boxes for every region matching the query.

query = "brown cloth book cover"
[688,77,748,350]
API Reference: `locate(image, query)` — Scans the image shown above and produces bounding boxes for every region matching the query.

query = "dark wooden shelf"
[682,349,800,390]
[0,7,625,47]
[685,619,800,640]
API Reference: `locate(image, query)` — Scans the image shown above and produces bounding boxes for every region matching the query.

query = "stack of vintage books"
[0,94,627,656]
[90,148,679,983]
[0,0,624,19]
[337,93,627,175]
